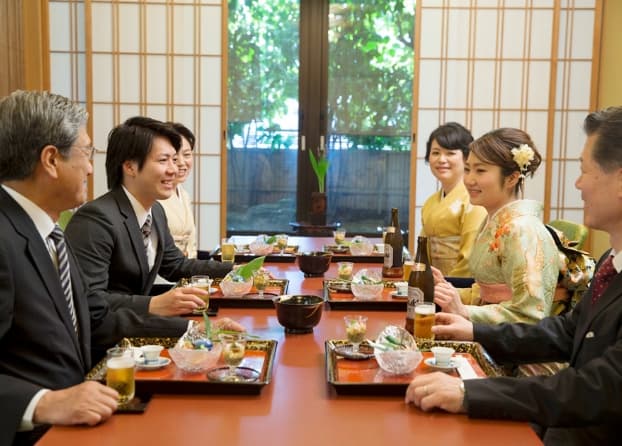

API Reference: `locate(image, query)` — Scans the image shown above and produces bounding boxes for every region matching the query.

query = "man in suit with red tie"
[405,107,622,445]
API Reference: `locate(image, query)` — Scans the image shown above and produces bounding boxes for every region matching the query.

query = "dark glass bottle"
[405,236,435,334]
[382,208,404,278]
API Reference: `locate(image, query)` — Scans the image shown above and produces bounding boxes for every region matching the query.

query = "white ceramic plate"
[424,357,457,371]
[136,357,171,370]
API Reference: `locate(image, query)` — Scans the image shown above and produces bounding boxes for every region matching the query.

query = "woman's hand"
[431,266,446,285]
[434,280,469,319]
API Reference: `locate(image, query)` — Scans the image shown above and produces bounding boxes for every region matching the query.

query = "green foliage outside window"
[227,0,414,152]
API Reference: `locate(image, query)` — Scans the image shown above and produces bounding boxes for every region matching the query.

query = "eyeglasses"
[77,146,97,161]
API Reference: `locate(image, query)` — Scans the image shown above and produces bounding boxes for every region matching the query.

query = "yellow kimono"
[420,182,487,277]
[158,186,197,258]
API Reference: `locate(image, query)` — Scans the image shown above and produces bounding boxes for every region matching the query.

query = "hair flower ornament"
[511,144,535,178]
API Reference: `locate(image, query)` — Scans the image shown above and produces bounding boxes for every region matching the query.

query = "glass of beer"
[221,238,236,263]
[414,302,435,341]
[106,355,135,405]
[191,275,212,312]
[403,260,414,281]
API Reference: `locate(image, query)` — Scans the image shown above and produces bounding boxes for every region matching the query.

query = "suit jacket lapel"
[113,188,150,282]
[0,190,86,367]
[571,251,620,363]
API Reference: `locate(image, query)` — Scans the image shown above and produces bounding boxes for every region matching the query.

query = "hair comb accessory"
[511,144,535,178]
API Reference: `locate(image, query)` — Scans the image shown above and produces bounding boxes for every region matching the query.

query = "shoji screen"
[412,0,601,237]
[49,0,224,250]
[48,0,600,248]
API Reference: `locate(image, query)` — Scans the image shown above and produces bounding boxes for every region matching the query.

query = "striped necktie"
[141,214,152,254]
[49,225,78,332]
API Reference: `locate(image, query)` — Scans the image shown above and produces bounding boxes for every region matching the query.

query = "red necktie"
[591,255,617,304]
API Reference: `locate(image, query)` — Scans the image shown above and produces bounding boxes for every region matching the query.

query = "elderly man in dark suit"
[65,117,232,317]
[405,107,622,445]
[0,91,190,445]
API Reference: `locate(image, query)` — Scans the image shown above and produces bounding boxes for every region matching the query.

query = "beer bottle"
[382,208,404,278]
[405,236,435,334]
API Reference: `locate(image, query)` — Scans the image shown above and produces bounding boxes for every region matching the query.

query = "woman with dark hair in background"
[420,122,487,277]
[159,122,198,258]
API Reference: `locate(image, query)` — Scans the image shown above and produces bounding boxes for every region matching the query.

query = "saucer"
[333,343,374,360]
[328,281,352,293]
[136,357,171,370]
[206,366,260,383]
[424,357,457,371]
[390,291,409,299]
[325,244,348,254]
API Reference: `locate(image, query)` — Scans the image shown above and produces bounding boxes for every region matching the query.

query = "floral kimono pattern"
[458,200,559,325]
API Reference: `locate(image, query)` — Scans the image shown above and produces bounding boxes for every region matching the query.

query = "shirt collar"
[610,249,621,273]
[121,185,151,227]
[1,184,55,241]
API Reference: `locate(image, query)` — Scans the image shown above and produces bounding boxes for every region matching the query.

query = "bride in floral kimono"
[420,123,487,277]
[433,128,559,326]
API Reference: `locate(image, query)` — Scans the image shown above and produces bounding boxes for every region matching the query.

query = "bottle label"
[384,244,393,268]
[406,287,424,318]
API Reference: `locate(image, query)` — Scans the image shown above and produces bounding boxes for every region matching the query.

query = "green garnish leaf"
[385,335,407,349]
[234,256,266,280]
[265,235,276,244]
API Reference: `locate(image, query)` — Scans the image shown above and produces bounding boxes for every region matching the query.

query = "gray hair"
[0,90,88,181]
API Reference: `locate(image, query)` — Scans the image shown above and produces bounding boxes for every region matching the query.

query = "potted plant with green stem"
[308,148,329,225]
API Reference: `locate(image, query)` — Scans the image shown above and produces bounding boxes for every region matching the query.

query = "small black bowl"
[297,251,332,277]
[274,295,324,334]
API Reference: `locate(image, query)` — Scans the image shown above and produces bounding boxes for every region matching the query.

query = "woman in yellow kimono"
[421,123,487,277]
[159,122,198,258]
[433,128,559,325]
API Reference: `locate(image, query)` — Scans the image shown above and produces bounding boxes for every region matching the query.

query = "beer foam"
[414,305,435,315]
[107,356,134,369]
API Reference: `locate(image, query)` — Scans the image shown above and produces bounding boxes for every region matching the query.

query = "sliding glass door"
[227,0,414,235]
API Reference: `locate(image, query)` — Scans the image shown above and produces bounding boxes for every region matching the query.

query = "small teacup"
[394,281,408,296]
[431,346,455,367]
[140,345,164,364]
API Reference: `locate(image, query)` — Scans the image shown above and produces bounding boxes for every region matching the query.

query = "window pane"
[226,0,300,233]
[326,1,414,234]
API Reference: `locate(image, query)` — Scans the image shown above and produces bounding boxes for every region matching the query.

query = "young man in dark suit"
[405,107,622,445]
[65,117,232,317]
